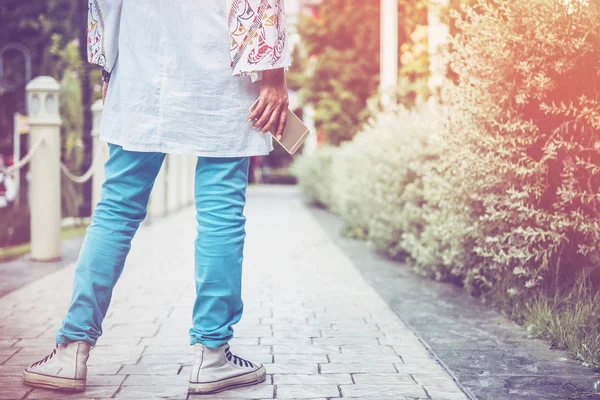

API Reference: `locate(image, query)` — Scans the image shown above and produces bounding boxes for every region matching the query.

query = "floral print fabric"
[88,0,291,78]
[227,0,291,78]
[87,0,122,73]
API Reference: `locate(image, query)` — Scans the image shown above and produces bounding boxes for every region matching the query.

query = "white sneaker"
[188,343,266,394]
[22,341,91,392]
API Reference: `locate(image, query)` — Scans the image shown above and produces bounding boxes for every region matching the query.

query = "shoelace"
[224,347,254,368]
[30,345,58,368]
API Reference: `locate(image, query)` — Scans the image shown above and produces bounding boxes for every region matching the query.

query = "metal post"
[13,113,20,206]
[26,77,62,261]
[91,99,109,214]
[428,0,449,97]
[380,0,398,107]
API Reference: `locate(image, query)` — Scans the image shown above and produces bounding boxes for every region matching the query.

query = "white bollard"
[166,154,180,212]
[428,0,449,97]
[91,99,109,214]
[188,156,197,206]
[150,163,167,218]
[380,0,399,107]
[27,76,62,261]
[178,156,190,209]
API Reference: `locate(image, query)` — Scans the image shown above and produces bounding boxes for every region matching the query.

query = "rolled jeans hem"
[56,333,96,347]
[189,336,231,349]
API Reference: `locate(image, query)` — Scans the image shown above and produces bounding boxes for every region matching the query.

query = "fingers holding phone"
[248,69,289,140]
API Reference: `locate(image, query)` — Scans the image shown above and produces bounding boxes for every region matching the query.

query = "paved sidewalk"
[0,186,469,400]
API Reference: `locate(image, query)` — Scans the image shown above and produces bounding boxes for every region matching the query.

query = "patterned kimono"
[87,0,291,79]
[87,0,291,157]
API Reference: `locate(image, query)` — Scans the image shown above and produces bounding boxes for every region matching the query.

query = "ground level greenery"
[293,0,600,370]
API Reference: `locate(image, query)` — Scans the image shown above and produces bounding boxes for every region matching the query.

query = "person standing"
[22,0,290,394]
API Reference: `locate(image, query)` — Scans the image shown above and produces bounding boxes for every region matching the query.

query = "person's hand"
[248,68,289,140]
[102,82,108,104]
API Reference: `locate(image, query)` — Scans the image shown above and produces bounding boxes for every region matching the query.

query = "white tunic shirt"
[100,0,273,157]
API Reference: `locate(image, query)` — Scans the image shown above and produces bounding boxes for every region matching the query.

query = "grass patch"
[0,224,89,263]
[489,276,600,371]
[523,286,600,371]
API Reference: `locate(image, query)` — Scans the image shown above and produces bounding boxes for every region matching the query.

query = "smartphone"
[249,99,310,155]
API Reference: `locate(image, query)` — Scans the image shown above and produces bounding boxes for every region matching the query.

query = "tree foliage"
[0,0,79,150]
[294,0,600,292]
[289,0,428,145]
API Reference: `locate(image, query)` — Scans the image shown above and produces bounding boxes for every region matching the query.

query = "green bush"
[445,0,600,291]
[295,0,600,292]
[293,0,600,369]
[290,146,340,210]
[334,106,445,256]
[0,206,31,247]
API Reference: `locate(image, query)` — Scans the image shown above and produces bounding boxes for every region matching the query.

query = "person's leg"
[187,156,266,394]
[189,156,250,347]
[56,144,166,345]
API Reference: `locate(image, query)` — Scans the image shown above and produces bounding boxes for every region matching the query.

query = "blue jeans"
[56,144,250,348]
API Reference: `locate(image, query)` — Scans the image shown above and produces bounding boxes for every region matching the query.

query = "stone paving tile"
[90,344,146,357]
[340,383,428,398]
[276,384,339,398]
[123,374,190,386]
[259,398,327,400]
[191,385,274,399]
[412,373,464,386]
[259,337,311,346]
[87,364,123,375]
[340,345,397,355]
[0,339,19,347]
[0,187,467,400]
[328,353,403,363]
[343,397,427,400]
[143,345,194,355]
[137,354,193,365]
[264,363,318,374]
[0,365,26,376]
[0,376,25,389]
[113,385,188,399]
[26,386,119,399]
[87,375,127,386]
[272,344,340,354]
[106,323,159,338]
[0,354,13,364]
[117,363,182,375]
[312,337,380,346]
[273,373,353,385]
[352,373,416,385]
[427,393,470,400]
[0,388,33,400]
[227,345,273,355]
[320,363,397,374]
[87,354,141,366]
[273,354,328,363]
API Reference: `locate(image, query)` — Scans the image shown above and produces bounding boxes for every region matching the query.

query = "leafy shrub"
[293,0,600,368]
[290,146,340,210]
[0,206,31,247]
[445,0,600,290]
[334,106,445,256]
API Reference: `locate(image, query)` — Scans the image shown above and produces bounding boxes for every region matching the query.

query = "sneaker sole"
[22,369,86,392]
[188,365,266,394]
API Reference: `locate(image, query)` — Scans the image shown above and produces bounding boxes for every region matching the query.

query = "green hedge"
[294,0,600,293]
[293,0,600,369]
